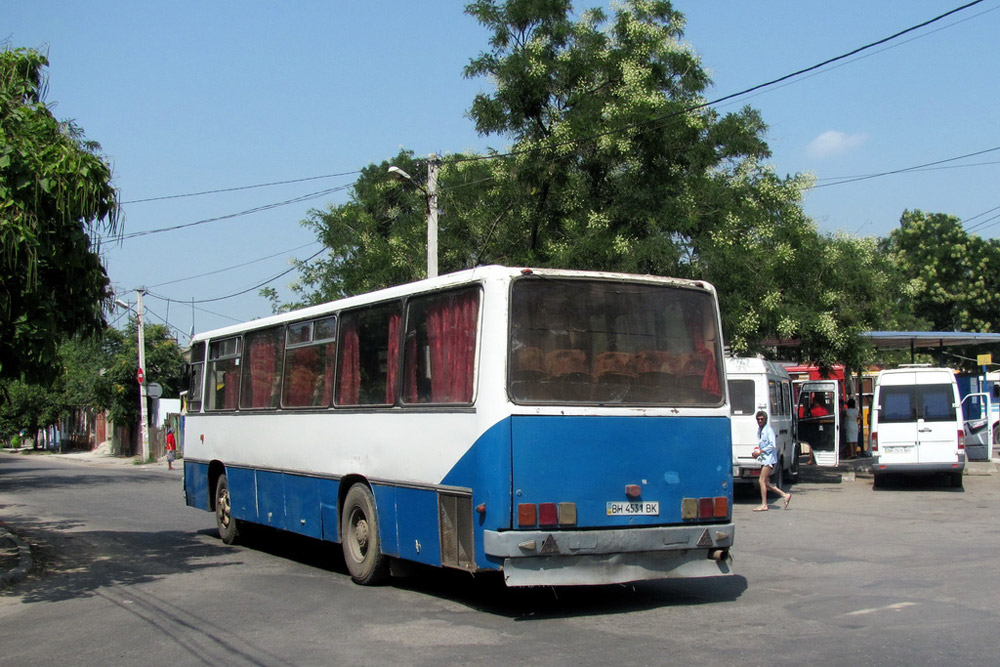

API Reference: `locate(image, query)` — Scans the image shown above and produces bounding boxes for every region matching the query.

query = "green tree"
[0,47,120,383]
[883,210,1000,333]
[288,1,897,366]
[103,320,185,427]
[882,209,1000,369]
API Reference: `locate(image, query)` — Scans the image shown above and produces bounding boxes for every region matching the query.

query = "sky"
[6,1,1000,342]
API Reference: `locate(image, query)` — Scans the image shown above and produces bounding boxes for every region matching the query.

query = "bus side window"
[206,337,241,411]
[282,317,336,408]
[402,287,480,404]
[336,303,401,406]
[188,341,206,413]
[241,326,285,410]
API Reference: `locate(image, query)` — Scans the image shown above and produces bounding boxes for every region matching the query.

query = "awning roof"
[862,331,1000,350]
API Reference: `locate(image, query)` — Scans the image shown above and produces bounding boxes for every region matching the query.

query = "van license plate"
[606,501,659,516]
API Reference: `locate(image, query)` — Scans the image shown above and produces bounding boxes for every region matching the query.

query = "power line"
[121,170,361,204]
[445,0,987,168]
[146,241,321,288]
[810,145,1000,190]
[148,246,327,305]
[109,184,353,241]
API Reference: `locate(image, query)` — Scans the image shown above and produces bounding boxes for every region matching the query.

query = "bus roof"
[190,265,716,343]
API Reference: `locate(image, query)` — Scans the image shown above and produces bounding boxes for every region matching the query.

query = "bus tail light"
[539,503,558,526]
[871,432,878,452]
[699,498,713,519]
[518,503,536,527]
[558,502,577,526]
[713,496,729,518]
[517,502,578,527]
[957,430,965,450]
[682,497,729,520]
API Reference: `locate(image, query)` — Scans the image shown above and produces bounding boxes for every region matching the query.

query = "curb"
[0,527,33,587]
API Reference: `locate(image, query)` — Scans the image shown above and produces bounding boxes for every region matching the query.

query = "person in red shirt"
[808,394,830,417]
[165,428,177,470]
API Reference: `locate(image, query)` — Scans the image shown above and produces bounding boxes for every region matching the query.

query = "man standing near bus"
[753,411,791,511]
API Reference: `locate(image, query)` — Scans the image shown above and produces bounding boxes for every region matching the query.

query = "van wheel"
[341,483,389,585]
[774,459,785,489]
[872,473,883,490]
[950,472,964,489]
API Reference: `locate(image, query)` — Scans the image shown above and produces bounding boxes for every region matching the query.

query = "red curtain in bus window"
[403,330,418,403]
[320,342,335,406]
[224,367,240,409]
[338,322,360,405]
[285,347,318,406]
[687,310,721,397]
[248,339,276,408]
[385,312,400,404]
[427,291,478,402]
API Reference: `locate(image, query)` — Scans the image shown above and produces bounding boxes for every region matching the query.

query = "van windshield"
[879,384,956,423]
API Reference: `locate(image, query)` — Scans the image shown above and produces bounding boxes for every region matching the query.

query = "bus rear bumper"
[483,523,735,586]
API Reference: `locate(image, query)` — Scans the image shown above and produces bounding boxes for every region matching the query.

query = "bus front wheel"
[341,483,389,585]
[215,474,240,545]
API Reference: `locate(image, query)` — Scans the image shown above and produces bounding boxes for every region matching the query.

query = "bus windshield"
[509,278,724,405]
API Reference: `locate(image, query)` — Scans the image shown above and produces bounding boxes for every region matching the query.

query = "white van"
[726,357,798,486]
[870,366,966,488]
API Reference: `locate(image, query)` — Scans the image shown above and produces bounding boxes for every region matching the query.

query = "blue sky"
[6,1,999,341]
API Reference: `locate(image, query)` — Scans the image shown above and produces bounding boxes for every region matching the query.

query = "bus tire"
[950,472,964,489]
[341,483,389,585]
[215,474,240,545]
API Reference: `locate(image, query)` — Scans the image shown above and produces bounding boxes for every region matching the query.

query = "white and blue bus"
[182,266,734,587]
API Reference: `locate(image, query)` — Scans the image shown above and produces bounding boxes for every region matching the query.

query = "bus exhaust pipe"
[709,548,729,562]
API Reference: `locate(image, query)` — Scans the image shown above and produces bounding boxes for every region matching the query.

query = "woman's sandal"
[752,506,768,512]
[783,495,792,510]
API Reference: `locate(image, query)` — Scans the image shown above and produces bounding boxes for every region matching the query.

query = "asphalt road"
[1,451,998,666]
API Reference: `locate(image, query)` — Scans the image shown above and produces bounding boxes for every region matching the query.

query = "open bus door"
[961,392,992,461]
[796,380,840,467]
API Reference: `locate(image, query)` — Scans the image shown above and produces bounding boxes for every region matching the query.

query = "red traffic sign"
[137,367,145,384]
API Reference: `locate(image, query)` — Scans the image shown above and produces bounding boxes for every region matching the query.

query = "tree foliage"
[284,2,914,366]
[0,47,120,383]
[102,320,185,427]
[881,210,1000,369]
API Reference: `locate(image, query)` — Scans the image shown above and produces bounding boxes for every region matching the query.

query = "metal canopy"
[862,331,1000,349]
[862,331,1000,364]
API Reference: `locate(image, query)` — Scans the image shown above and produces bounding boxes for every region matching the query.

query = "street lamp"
[388,154,439,278]
[116,290,150,462]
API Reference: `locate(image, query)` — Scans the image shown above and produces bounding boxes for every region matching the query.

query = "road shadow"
[393,567,748,620]
[0,459,166,493]
[871,473,966,492]
[2,518,240,604]
[232,525,747,618]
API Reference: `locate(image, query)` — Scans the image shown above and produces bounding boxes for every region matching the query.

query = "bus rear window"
[509,279,724,406]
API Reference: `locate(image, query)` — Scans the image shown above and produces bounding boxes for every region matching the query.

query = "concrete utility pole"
[388,153,440,279]
[119,292,150,461]
[136,289,150,462]
[426,153,439,279]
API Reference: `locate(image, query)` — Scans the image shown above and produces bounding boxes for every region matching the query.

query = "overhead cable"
[122,170,362,204]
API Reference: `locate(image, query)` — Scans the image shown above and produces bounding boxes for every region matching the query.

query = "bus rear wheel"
[341,483,389,585]
[215,474,240,545]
